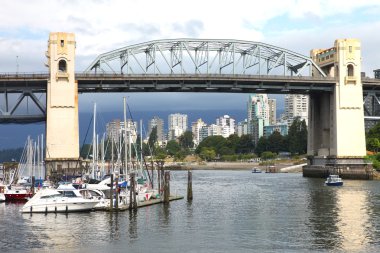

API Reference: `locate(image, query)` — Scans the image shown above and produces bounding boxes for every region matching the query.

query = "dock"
[96,195,184,212]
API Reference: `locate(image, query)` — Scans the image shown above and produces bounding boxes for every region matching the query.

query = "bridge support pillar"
[45,32,81,177]
[304,39,372,179]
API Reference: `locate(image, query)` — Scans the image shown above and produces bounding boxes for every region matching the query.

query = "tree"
[174,150,187,161]
[367,137,380,152]
[195,135,227,155]
[255,136,268,155]
[287,117,307,155]
[236,134,255,154]
[154,146,167,160]
[267,131,285,153]
[148,126,158,149]
[199,147,216,161]
[166,140,181,156]
[261,151,277,160]
[226,134,240,153]
[178,131,194,150]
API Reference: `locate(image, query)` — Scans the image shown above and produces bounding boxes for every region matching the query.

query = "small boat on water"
[4,185,33,201]
[252,168,262,173]
[325,175,343,186]
[21,187,100,213]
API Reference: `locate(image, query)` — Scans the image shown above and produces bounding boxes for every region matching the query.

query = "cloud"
[0,0,379,112]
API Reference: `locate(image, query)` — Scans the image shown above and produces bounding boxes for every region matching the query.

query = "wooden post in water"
[164,171,170,204]
[160,164,165,196]
[187,170,192,201]
[129,172,137,210]
[115,176,119,209]
[110,174,114,209]
[157,164,161,196]
[133,175,137,210]
[31,176,35,195]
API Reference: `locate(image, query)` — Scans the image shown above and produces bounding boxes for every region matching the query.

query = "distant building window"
[347,64,354,77]
[58,60,67,72]
[60,40,64,47]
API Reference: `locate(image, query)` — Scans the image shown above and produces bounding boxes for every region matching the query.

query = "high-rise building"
[268,98,277,125]
[216,115,235,138]
[236,119,248,137]
[168,113,188,140]
[284,94,308,127]
[263,123,288,137]
[247,94,269,144]
[106,119,138,143]
[191,118,207,146]
[148,116,165,144]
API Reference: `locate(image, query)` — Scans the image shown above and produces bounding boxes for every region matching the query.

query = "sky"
[1,0,380,112]
[1,0,380,147]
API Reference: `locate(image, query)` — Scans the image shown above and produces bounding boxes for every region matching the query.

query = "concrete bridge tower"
[305,39,370,178]
[45,32,80,175]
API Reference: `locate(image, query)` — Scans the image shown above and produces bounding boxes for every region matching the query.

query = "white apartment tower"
[284,94,309,127]
[168,113,188,140]
[247,94,269,138]
[106,119,138,143]
[216,115,235,138]
[268,98,276,125]
[191,118,207,146]
[148,116,165,144]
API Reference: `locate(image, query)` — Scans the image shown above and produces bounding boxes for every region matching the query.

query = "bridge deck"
[1,73,380,93]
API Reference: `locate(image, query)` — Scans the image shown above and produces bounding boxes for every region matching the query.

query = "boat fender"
[30,206,33,213]
[55,206,57,213]
[65,205,68,213]
[45,206,48,214]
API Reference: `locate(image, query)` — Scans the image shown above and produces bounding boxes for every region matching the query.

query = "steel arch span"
[85,39,326,77]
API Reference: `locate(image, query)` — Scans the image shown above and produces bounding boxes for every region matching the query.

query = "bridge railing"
[0,72,49,79]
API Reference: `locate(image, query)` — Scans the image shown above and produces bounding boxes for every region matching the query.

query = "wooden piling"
[115,176,119,209]
[157,164,161,195]
[129,173,137,210]
[31,176,35,195]
[110,174,114,209]
[187,170,193,201]
[164,171,170,204]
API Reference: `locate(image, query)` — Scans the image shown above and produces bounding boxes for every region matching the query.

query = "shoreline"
[164,161,304,173]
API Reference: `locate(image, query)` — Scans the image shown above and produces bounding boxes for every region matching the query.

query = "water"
[1,170,380,252]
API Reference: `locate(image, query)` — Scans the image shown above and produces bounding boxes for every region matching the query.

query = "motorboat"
[78,188,109,208]
[21,187,100,213]
[252,168,262,173]
[325,175,343,186]
[4,185,33,201]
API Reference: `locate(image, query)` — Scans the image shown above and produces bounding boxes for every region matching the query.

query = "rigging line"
[80,115,93,159]
[126,102,153,182]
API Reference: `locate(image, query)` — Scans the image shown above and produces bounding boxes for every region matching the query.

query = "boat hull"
[5,193,33,201]
[21,200,98,213]
[325,182,343,186]
[0,193,5,202]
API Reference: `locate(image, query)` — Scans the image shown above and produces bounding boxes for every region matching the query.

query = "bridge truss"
[85,39,327,77]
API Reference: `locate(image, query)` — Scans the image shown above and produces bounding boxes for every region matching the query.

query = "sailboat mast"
[123,97,128,176]
[92,103,97,179]
[140,119,143,171]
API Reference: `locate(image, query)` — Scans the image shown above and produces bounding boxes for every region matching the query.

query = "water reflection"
[128,210,138,240]
[307,178,342,250]
[307,179,379,252]
[336,184,372,251]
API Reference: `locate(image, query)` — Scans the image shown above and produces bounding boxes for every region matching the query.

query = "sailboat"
[5,135,45,201]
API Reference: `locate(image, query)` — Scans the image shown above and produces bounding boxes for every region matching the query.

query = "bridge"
[0,33,379,178]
